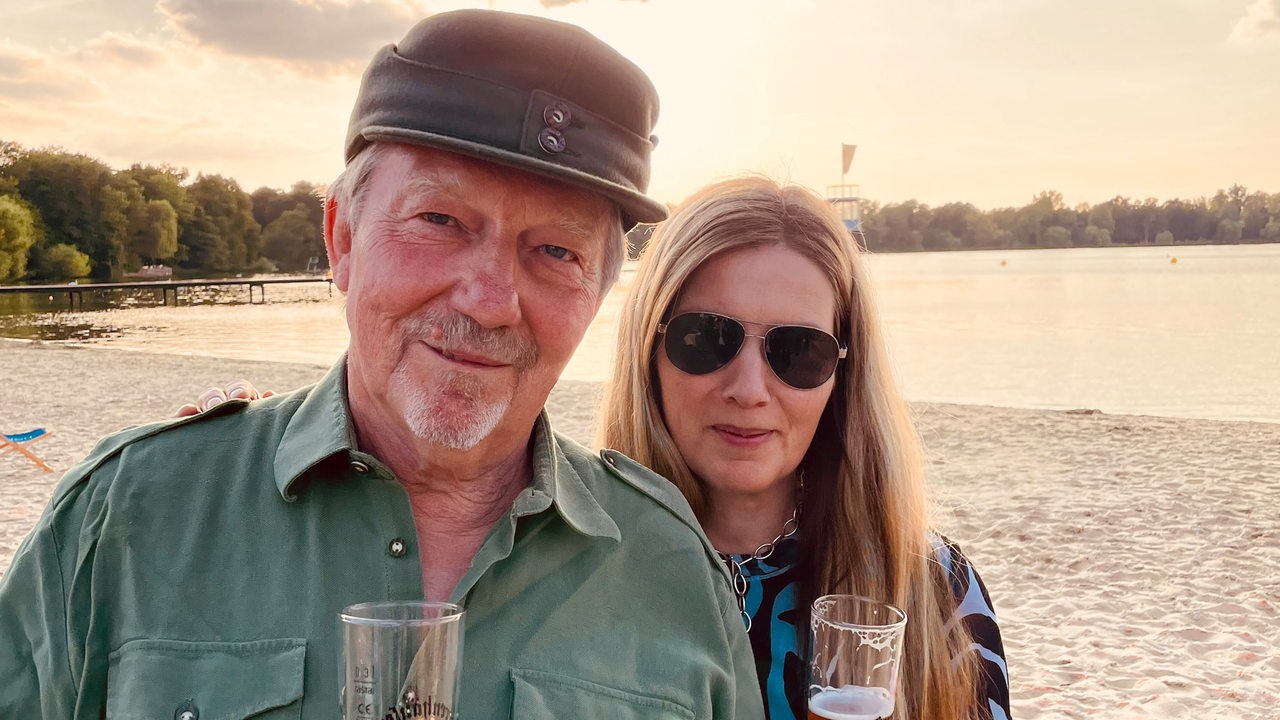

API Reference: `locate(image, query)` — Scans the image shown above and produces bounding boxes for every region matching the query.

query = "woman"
[597,177,1008,720]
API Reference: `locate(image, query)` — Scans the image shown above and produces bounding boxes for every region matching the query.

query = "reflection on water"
[2,248,1278,424]
[0,318,124,343]
[0,279,349,367]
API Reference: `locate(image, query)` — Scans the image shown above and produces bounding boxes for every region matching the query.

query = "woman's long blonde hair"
[597,177,980,719]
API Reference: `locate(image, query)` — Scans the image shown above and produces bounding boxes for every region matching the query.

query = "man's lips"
[428,343,507,368]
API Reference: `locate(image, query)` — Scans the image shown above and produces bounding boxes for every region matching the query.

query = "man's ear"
[325,196,352,292]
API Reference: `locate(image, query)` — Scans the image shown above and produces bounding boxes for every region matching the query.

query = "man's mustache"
[404,313,538,370]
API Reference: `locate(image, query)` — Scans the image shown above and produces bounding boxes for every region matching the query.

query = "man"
[0,10,762,718]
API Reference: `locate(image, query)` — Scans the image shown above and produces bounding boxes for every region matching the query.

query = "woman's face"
[655,243,839,507]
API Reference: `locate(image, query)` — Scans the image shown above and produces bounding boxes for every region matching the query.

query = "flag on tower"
[841,144,857,175]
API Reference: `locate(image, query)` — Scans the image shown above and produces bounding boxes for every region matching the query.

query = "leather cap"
[346,9,667,230]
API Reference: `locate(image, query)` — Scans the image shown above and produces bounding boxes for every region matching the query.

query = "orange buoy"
[1000,259,1007,267]
[1171,257,1178,264]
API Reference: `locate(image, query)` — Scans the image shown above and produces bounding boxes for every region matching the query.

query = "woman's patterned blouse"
[722,534,1011,720]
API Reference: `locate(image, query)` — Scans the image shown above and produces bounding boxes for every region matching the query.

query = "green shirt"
[0,360,762,719]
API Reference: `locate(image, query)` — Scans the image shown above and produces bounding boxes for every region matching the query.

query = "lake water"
[2,243,1277,424]
[869,244,1280,424]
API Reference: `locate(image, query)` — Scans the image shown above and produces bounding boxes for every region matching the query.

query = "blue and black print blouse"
[722,534,1011,720]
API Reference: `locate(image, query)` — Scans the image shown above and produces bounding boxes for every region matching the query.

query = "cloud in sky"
[80,32,169,67]
[0,41,98,102]
[1230,0,1280,42]
[157,0,421,74]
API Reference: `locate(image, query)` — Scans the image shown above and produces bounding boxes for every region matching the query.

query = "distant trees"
[121,164,189,265]
[0,141,327,281]
[185,174,262,272]
[254,182,324,272]
[4,150,129,279]
[861,185,1280,253]
[0,195,38,281]
[3,139,1280,282]
[35,243,92,280]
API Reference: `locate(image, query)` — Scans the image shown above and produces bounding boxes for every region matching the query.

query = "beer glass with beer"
[341,600,464,720]
[808,595,907,720]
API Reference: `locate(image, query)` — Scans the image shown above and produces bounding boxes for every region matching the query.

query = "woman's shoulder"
[928,532,1011,720]
[928,532,991,606]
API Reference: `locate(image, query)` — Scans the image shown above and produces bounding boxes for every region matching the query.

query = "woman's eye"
[541,245,576,261]
[422,212,455,226]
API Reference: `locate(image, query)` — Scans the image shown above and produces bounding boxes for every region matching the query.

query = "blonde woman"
[597,177,1009,720]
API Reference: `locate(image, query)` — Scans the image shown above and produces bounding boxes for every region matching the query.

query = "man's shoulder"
[597,448,699,524]
[48,388,313,510]
[553,434,692,520]
[552,434,726,572]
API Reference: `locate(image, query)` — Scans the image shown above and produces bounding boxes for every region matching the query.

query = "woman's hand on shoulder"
[175,380,273,417]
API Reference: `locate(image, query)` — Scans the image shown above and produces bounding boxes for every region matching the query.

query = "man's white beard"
[394,366,512,450]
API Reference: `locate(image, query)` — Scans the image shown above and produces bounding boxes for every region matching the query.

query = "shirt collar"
[274,356,357,501]
[273,358,621,542]
[527,412,621,542]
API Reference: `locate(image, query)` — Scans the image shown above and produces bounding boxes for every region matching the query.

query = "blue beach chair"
[1,428,53,472]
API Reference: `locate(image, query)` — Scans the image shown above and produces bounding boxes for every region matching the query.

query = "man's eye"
[422,212,454,225]
[542,245,576,261]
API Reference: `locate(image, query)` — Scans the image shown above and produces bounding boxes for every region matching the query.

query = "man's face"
[328,144,615,451]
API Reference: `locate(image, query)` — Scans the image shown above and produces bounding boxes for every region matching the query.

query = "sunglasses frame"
[656,311,848,390]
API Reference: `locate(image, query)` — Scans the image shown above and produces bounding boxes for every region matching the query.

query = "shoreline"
[7,334,1275,427]
[2,343,1278,718]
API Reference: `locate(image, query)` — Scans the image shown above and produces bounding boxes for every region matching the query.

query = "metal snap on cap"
[538,127,566,154]
[350,460,370,473]
[543,102,572,129]
[175,700,198,720]
[388,538,408,558]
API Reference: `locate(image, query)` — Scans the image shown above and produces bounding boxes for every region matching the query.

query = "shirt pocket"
[106,637,307,720]
[511,668,694,720]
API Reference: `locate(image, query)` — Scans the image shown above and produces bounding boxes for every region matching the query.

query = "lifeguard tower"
[827,143,867,250]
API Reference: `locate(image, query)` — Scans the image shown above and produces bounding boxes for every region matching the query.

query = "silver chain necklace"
[716,505,800,633]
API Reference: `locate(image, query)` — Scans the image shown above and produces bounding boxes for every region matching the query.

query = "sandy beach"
[2,341,1277,718]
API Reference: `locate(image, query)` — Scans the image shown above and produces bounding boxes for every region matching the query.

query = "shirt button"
[350,460,370,473]
[175,700,199,720]
[388,538,408,558]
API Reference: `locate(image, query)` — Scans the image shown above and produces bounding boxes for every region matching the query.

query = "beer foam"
[807,685,895,720]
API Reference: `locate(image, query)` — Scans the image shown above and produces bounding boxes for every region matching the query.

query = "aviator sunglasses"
[657,312,847,390]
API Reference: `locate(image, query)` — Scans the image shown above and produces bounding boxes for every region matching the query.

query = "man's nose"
[453,241,521,328]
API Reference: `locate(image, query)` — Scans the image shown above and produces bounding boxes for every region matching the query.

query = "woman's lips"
[713,424,773,447]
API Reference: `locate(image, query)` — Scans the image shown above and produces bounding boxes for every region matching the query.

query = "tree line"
[857,187,1280,252]
[3,140,1277,282]
[0,141,325,282]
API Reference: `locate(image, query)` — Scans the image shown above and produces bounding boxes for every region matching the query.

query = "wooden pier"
[0,277,333,309]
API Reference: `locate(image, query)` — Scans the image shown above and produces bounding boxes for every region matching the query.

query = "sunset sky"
[3,0,1278,210]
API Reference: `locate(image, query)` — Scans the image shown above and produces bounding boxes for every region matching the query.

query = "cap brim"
[360,127,669,229]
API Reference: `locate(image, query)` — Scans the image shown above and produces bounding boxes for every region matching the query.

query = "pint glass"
[808,595,907,720]
[341,600,464,720]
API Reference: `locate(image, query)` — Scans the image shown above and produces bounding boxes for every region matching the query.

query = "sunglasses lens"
[663,313,746,375]
[764,325,842,389]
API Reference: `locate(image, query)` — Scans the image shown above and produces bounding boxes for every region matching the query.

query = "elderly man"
[0,10,761,719]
